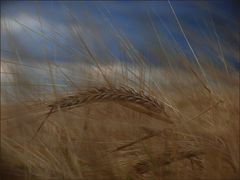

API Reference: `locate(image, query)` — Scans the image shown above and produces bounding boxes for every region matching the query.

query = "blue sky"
[1,1,239,70]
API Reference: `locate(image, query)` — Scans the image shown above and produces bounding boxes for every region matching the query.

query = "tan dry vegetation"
[1,3,239,179]
[1,64,239,180]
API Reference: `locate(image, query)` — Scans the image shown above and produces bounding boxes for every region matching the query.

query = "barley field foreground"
[1,1,239,180]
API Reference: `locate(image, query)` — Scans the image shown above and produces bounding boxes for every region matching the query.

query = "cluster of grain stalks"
[2,70,238,179]
[1,1,239,180]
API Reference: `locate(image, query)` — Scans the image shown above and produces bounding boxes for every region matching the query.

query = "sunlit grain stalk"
[48,86,170,121]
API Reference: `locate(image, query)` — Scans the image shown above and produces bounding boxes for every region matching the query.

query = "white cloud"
[1,13,69,37]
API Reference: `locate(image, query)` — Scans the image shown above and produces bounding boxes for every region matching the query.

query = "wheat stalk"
[134,150,204,174]
[47,86,172,122]
[31,86,171,140]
